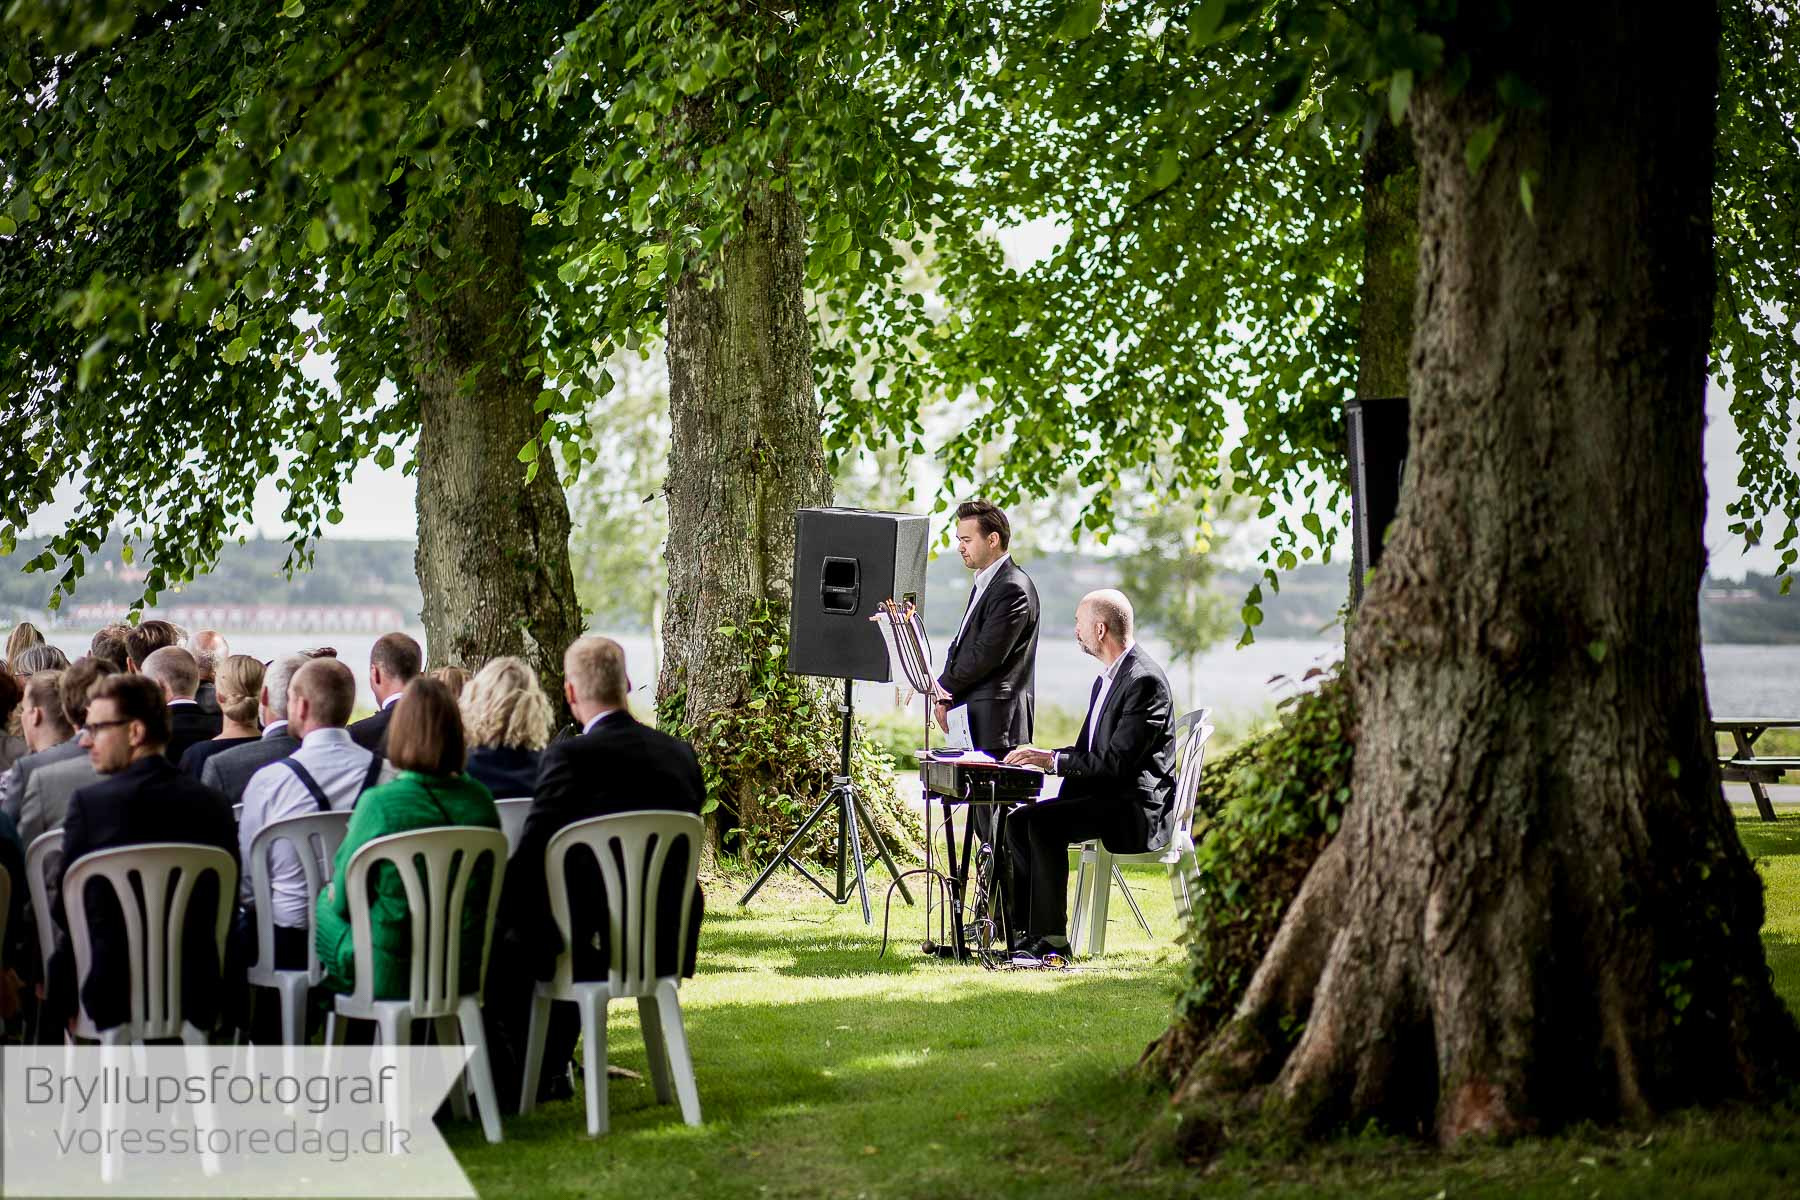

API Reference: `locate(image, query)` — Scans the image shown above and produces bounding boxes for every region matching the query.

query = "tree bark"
[1175,1,1798,1143]
[659,180,834,846]
[1356,118,1419,400]
[408,200,584,709]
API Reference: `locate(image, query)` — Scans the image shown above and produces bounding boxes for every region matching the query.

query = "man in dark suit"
[141,646,222,763]
[348,632,421,753]
[484,636,705,1109]
[1003,589,1176,960]
[934,499,1040,754]
[201,652,308,803]
[45,674,238,1033]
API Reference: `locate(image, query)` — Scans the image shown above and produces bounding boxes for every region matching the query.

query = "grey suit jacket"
[19,754,100,848]
[201,723,302,804]
[0,737,85,821]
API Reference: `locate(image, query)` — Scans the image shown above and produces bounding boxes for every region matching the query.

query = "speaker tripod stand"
[739,679,914,923]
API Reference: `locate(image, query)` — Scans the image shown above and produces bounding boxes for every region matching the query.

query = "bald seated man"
[189,630,229,715]
[141,645,223,764]
[1001,589,1177,961]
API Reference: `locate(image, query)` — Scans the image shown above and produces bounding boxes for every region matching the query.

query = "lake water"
[46,628,1800,725]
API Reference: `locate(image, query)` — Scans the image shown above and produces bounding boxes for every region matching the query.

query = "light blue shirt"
[238,727,387,923]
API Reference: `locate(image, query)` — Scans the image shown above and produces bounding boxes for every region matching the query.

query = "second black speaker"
[788,507,929,682]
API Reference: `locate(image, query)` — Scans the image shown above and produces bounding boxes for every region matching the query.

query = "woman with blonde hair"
[460,656,552,798]
[4,622,44,667]
[180,654,264,778]
[428,665,471,698]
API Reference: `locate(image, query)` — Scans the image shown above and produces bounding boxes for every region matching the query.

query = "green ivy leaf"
[1388,69,1414,127]
[1465,116,1506,177]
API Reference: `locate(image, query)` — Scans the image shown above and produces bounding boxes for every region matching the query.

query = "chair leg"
[1086,849,1114,957]
[182,1027,223,1177]
[637,994,674,1105]
[1069,852,1091,955]
[99,1033,124,1184]
[458,996,503,1144]
[434,1016,471,1120]
[578,993,607,1136]
[1114,864,1153,936]
[654,981,701,1127]
[518,991,552,1117]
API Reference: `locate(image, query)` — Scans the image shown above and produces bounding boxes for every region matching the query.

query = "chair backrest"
[1168,721,1217,843]
[1172,707,1213,746]
[542,811,703,998]
[25,829,62,984]
[495,798,532,856]
[63,843,238,1041]
[247,810,352,985]
[340,826,507,1017]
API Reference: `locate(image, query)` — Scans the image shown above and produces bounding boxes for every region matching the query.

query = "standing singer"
[932,500,1041,756]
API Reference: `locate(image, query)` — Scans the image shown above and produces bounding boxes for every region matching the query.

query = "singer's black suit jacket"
[1056,645,1179,854]
[47,756,238,1032]
[938,557,1040,752]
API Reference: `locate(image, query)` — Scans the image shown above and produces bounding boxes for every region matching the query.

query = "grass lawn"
[446,810,1800,1198]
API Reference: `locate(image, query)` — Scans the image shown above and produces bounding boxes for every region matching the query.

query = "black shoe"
[1010,936,1072,967]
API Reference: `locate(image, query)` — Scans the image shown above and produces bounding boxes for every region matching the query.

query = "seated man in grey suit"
[18,657,117,848]
[0,670,84,822]
[199,652,309,804]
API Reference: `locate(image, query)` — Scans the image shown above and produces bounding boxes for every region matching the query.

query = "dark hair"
[124,619,180,669]
[90,626,130,670]
[954,499,1011,550]
[371,632,423,684]
[61,656,117,728]
[88,673,170,746]
[385,677,465,777]
[0,667,21,729]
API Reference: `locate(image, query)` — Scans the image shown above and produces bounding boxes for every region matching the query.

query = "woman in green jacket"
[316,676,503,1000]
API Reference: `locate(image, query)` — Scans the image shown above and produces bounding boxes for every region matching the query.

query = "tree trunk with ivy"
[408,200,585,707]
[657,176,837,855]
[1165,2,1797,1146]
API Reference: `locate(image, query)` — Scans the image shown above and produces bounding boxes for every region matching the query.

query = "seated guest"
[1,670,82,821]
[181,654,263,779]
[315,678,501,999]
[349,632,423,753]
[89,626,130,673]
[236,658,383,963]
[429,665,471,699]
[189,630,230,716]
[0,668,25,774]
[5,621,45,666]
[123,619,181,673]
[483,637,705,1108]
[18,658,116,850]
[461,656,552,798]
[141,646,224,763]
[200,652,309,804]
[44,674,237,1034]
[11,644,71,677]
[1002,589,1177,961]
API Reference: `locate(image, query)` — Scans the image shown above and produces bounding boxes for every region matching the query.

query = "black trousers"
[223,906,314,1042]
[1004,793,1140,940]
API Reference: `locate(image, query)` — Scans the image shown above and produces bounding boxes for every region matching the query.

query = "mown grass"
[445,810,1800,1198]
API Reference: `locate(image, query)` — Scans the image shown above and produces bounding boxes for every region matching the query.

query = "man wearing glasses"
[43,674,237,1035]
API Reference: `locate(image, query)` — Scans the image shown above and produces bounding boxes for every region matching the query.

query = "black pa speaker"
[1345,395,1410,607]
[787,508,929,682]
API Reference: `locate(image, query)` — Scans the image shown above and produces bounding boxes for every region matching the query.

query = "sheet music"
[945,703,973,749]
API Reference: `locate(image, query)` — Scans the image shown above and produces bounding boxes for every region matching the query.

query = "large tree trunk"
[1174,2,1797,1143]
[659,181,834,848]
[408,200,584,707]
[1355,119,1418,400]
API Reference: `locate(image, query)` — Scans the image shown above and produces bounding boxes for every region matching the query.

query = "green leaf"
[1586,639,1607,664]
[0,215,15,236]
[1188,0,1228,45]
[1519,169,1539,220]
[517,439,539,464]
[307,218,329,253]
[1149,145,1180,191]
[1055,0,1104,42]
[1388,70,1414,127]
[1465,116,1505,177]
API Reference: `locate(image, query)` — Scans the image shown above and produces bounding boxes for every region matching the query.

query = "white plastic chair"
[495,798,533,856]
[25,829,62,1043]
[518,811,703,1135]
[63,843,237,1182]
[324,826,508,1144]
[245,811,351,1055]
[1071,715,1215,957]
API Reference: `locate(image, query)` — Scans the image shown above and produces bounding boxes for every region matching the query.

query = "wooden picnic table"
[1712,717,1800,822]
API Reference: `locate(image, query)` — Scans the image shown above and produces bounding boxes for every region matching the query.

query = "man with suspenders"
[235,658,391,976]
